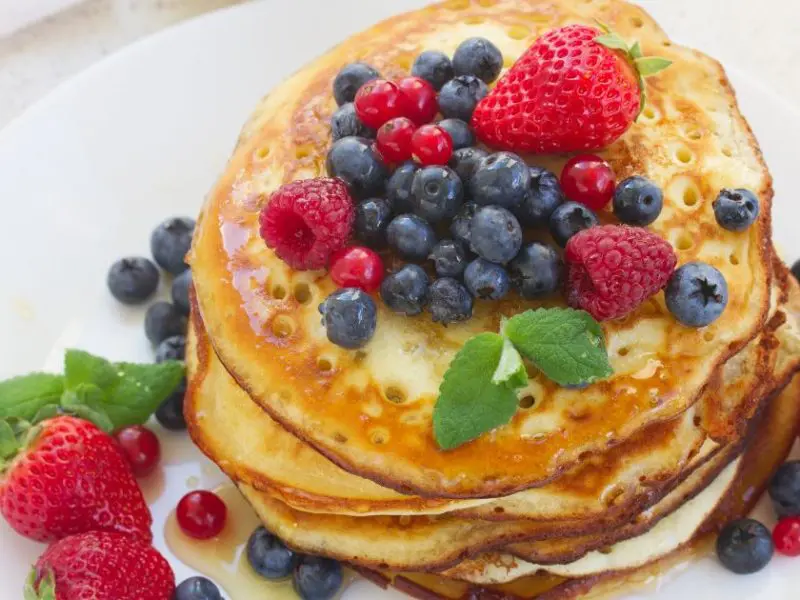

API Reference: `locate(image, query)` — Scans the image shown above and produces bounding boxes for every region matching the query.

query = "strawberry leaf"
[635,57,673,77]
[594,33,629,51]
[24,568,56,600]
[630,41,643,59]
[0,419,19,460]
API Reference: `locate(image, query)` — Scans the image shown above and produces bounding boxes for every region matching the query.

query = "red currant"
[773,517,800,556]
[354,79,408,129]
[398,76,438,125]
[329,246,385,292]
[376,117,416,163]
[114,425,161,478]
[176,490,227,540]
[411,124,453,166]
[560,154,616,211]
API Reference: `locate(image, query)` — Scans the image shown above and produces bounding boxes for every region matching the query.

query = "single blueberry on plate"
[792,259,800,283]
[107,257,160,305]
[386,161,419,214]
[716,518,774,574]
[712,188,760,231]
[155,379,187,431]
[145,301,187,345]
[452,37,503,83]
[469,205,522,265]
[449,148,488,190]
[514,166,564,228]
[665,262,728,327]
[293,556,344,600]
[428,278,473,324]
[769,461,800,518]
[174,576,223,600]
[151,217,195,275]
[430,239,470,278]
[613,176,663,226]
[331,103,375,141]
[437,118,475,150]
[411,166,464,223]
[319,288,377,349]
[450,202,478,248]
[333,62,380,106]
[155,335,186,363]
[470,152,531,211]
[354,197,393,248]
[172,269,192,316]
[386,214,438,261]
[326,136,388,199]
[438,75,488,122]
[247,526,299,579]
[509,242,563,299]
[549,201,600,247]
[381,264,430,316]
[464,259,510,300]
[411,50,454,91]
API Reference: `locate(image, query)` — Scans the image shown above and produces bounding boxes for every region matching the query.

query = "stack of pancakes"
[186,0,800,597]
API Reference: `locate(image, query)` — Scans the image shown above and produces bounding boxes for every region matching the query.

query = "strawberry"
[0,416,152,543]
[25,531,175,600]
[471,23,671,154]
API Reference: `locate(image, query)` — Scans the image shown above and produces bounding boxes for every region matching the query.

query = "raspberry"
[564,225,677,321]
[259,178,354,270]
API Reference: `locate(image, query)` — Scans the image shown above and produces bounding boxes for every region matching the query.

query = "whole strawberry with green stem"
[471,22,672,154]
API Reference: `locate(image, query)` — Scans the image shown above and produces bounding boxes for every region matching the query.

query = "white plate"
[0,1,799,598]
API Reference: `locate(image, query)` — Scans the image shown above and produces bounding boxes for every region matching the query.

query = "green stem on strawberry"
[24,569,55,600]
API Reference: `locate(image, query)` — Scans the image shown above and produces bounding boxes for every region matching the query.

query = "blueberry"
[174,576,223,600]
[107,257,160,305]
[155,379,186,431]
[549,201,600,247]
[172,269,192,316]
[470,152,531,211]
[437,119,475,150]
[665,262,728,327]
[613,176,664,226]
[428,278,473,324]
[155,335,186,363]
[386,214,438,261]
[333,62,380,106]
[151,217,195,275]
[713,188,760,231]
[319,289,377,349]
[145,301,187,345]
[293,556,343,600]
[716,518,774,574]
[430,239,470,278]
[452,37,503,83]
[326,136,388,199]
[247,526,299,579]
[450,203,478,248]
[354,198,392,248]
[769,461,800,518]
[514,167,564,228]
[331,103,375,141]
[411,166,464,223]
[449,148,488,191]
[438,75,488,122]
[792,260,800,283]
[381,264,430,316]
[509,242,563,299]
[386,162,419,214]
[464,259,510,300]
[469,206,522,265]
[411,50,454,91]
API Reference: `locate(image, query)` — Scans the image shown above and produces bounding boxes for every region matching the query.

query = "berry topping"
[329,246,385,292]
[171,269,192,316]
[716,518,774,574]
[333,63,380,106]
[464,259,510,300]
[151,217,195,275]
[386,214,438,261]
[155,380,187,431]
[386,161,419,214]
[354,79,408,129]
[450,202,479,248]
[469,205,523,265]
[514,166,564,228]
[107,257,160,305]
[549,201,600,247]
[145,301,188,345]
[438,118,476,150]
[412,50,454,91]
[470,152,531,210]
[331,103,375,141]
[412,124,454,166]
[449,148,488,188]
[376,117,416,163]
[773,517,800,557]
[354,197,392,248]
[247,526,300,579]
[428,278,473,324]
[114,425,161,478]
[509,242,563,299]
[665,261,728,327]
[175,576,223,600]
[293,556,344,600]
[430,239,470,278]
[560,154,616,211]
[319,288,377,349]
[769,461,800,518]
[381,264,430,316]
[176,490,227,540]
[411,165,464,223]
[398,76,438,125]
[713,188,760,231]
[326,136,388,199]
[613,176,663,226]
[155,334,186,363]
[259,177,355,270]
[565,225,677,321]
[792,260,800,283]
[453,37,504,83]
[438,75,488,122]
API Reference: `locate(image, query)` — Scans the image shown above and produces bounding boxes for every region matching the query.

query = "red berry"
[354,79,408,129]
[412,124,453,166]
[398,76,438,125]
[561,155,616,211]
[565,225,677,321]
[115,425,161,478]
[329,246,385,292]
[376,117,416,163]
[176,490,227,540]
[773,517,800,556]
[259,178,355,271]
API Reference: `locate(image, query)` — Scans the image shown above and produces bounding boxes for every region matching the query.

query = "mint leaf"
[103,361,184,428]
[64,350,118,392]
[0,373,64,421]
[433,333,523,450]
[504,308,613,386]
[492,338,528,388]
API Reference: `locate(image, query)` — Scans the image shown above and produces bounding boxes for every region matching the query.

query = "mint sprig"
[433,308,612,450]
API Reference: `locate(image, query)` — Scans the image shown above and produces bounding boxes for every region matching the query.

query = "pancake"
[190,0,773,498]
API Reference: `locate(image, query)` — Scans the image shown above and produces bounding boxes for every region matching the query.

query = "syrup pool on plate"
[165,484,354,599]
